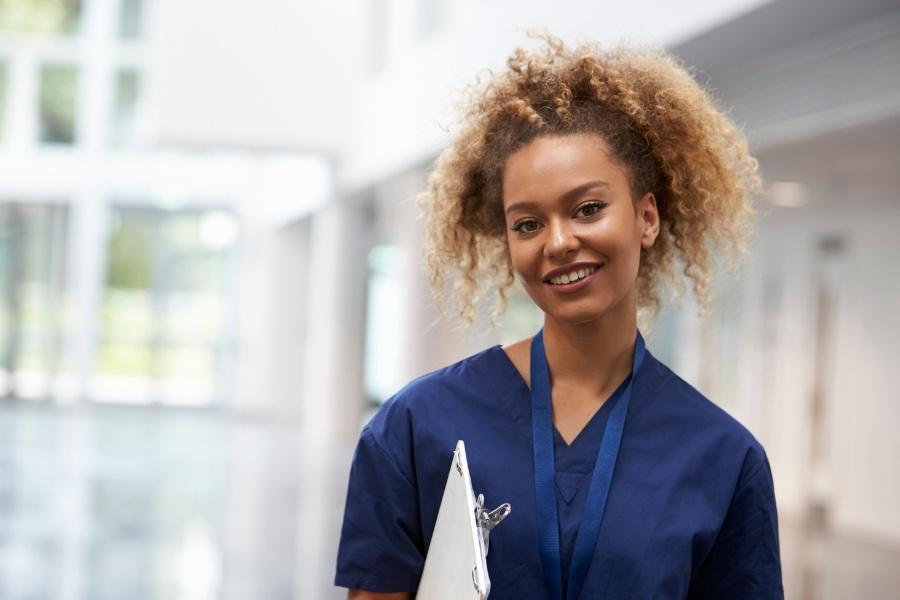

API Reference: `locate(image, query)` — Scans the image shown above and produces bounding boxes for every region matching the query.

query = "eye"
[511,219,541,235]
[575,201,607,218]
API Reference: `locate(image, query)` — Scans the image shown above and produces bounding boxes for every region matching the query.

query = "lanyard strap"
[530,328,645,600]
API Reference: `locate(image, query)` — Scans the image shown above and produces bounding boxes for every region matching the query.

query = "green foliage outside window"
[39,64,77,144]
[96,209,235,388]
[107,214,154,289]
[112,69,139,147]
[0,0,81,36]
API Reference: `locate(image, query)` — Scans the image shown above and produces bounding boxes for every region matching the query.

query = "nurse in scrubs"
[335,37,783,599]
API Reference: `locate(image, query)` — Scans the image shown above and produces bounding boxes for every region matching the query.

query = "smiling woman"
[335,35,781,600]
[421,39,758,327]
[502,135,658,329]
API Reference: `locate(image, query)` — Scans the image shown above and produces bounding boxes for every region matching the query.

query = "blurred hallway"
[1,0,899,598]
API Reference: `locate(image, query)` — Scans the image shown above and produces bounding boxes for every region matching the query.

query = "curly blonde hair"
[418,36,760,325]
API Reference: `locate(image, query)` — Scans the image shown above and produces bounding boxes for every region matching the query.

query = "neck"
[541,290,638,398]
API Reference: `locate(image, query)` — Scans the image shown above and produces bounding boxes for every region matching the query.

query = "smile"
[546,265,601,286]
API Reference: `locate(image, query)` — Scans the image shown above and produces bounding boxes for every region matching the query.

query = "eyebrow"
[504,180,611,215]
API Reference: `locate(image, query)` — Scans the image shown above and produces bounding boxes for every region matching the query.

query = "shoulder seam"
[361,425,416,490]
[735,450,768,494]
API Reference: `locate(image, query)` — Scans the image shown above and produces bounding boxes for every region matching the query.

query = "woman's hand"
[348,590,412,600]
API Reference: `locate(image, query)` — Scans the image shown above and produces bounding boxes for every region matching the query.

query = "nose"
[545,217,579,260]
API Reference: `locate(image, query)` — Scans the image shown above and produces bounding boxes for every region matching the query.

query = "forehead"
[502,134,629,203]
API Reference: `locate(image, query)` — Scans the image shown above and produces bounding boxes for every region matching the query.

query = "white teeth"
[548,265,600,285]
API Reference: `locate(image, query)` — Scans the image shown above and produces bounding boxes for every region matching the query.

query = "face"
[501,134,659,326]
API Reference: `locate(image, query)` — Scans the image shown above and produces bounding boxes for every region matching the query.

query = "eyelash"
[510,220,540,234]
[575,201,606,218]
[510,201,607,234]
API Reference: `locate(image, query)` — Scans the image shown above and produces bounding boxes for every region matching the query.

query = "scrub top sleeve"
[334,426,424,593]
[693,450,784,599]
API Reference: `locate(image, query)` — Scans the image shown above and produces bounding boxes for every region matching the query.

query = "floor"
[0,404,897,599]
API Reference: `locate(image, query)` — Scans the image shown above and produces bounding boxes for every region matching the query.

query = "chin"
[555,312,611,327]
[536,287,633,327]
[541,302,615,327]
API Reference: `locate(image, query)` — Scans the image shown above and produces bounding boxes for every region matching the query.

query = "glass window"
[416,0,446,41]
[363,244,408,404]
[111,69,139,147]
[39,63,78,145]
[119,0,142,40]
[368,0,388,75]
[0,202,71,401]
[94,207,239,406]
[0,0,81,36]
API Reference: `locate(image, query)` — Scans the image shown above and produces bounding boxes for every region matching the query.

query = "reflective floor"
[0,405,897,599]
[0,404,310,600]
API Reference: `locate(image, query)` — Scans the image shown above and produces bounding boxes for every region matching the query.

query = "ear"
[637,192,660,249]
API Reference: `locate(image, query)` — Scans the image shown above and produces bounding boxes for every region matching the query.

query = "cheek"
[581,220,643,281]
[506,242,543,290]
[610,236,645,281]
[595,214,639,251]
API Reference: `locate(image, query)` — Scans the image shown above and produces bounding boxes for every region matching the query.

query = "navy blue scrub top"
[334,340,783,599]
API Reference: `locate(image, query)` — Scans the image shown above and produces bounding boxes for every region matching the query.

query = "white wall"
[743,148,900,543]
[148,0,366,154]
[143,0,775,186]
[339,0,775,190]
[828,203,900,544]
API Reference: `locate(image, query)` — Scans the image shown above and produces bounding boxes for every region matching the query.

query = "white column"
[60,193,108,404]
[4,45,38,154]
[231,217,311,417]
[296,199,369,599]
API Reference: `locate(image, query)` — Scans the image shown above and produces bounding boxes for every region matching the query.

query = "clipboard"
[417,440,511,599]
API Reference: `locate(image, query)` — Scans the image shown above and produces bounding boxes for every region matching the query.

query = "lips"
[546,265,600,286]
[542,262,605,284]
[543,263,604,294]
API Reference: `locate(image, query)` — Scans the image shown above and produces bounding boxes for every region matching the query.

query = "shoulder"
[385,344,507,410]
[642,351,769,474]
[363,343,511,447]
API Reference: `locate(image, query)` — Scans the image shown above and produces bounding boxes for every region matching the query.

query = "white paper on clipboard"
[417,440,511,600]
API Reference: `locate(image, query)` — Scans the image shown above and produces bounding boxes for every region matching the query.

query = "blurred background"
[0,0,898,598]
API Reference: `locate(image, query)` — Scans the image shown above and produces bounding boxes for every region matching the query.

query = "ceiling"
[671,0,900,77]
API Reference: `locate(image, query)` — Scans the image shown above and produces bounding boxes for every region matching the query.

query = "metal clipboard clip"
[474,492,511,556]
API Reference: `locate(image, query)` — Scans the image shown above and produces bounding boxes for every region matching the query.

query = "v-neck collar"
[481,341,667,508]
[488,344,630,451]
[552,375,629,450]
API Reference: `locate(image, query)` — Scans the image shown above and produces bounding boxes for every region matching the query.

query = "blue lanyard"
[530,328,645,600]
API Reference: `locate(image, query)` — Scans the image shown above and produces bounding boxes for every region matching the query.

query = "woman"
[335,37,783,599]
